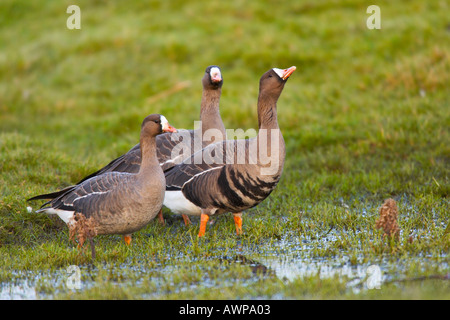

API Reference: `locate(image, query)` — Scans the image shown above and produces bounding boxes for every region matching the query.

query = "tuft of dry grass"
[69,213,98,259]
[375,198,400,240]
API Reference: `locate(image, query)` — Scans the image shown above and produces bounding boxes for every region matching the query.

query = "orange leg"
[157,209,165,225]
[198,213,209,237]
[233,213,243,235]
[123,234,132,245]
[182,214,192,226]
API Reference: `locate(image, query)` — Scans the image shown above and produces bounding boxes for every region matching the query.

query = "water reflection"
[221,254,273,276]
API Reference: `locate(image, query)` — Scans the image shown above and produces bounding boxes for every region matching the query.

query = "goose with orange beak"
[34,114,176,255]
[163,66,296,237]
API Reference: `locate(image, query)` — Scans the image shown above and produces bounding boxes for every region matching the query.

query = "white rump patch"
[163,191,202,216]
[40,208,75,225]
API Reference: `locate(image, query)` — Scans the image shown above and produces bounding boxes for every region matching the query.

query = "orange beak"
[211,74,222,83]
[162,122,177,133]
[282,66,296,80]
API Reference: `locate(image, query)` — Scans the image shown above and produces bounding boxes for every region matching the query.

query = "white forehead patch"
[160,115,169,128]
[210,67,221,78]
[272,68,284,79]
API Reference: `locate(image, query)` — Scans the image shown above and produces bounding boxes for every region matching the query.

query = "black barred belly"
[182,166,280,214]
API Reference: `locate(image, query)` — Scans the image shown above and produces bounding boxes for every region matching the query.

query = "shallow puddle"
[1,227,448,299]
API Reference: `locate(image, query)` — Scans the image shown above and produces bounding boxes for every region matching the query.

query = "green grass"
[0,0,449,300]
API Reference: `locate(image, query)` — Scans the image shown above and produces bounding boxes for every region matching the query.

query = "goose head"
[259,66,296,99]
[141,114,177,138]
[202,65,223,89]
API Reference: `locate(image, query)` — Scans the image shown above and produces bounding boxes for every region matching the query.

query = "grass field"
[0,0,449,300]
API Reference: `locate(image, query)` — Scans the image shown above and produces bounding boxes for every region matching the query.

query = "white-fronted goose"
[163,66,296,237]
[28,66,225,226]
[34,114,177,252]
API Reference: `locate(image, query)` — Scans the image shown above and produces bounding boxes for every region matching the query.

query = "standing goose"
[28,66,225,225]
[163,66,296,237]
[35,114,177,251]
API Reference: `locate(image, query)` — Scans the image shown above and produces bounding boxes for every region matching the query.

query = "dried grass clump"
[375,198,400,240]
[69,213,98,258]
